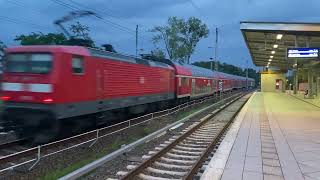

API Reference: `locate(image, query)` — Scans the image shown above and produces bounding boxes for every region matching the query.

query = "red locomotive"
[1,45,254,142]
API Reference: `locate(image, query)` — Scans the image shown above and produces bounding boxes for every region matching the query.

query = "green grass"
[39,156,98,180]
[39,135,141,180]
[143,127,152,136]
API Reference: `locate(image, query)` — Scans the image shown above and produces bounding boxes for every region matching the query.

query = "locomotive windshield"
[5,53,52,74]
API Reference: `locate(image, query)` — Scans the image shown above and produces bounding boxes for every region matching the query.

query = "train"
[1,45,254,143]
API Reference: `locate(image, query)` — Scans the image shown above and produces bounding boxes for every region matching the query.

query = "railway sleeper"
[150,162,191,173]
[116,171,128,176]
[179,142,208,147]
[197,127,221,132]
[126,164,137,170]
[179,141,209,147]
[145,166,187,177]
[153,161,192,170]
[200,124,224,129]
[138,173,180,180]
[175,145,206,151]
[166,152,200,160]
[160,156,195,164]
[171,148,203,155]
[193,132,217,137]
[190,134,216,139]
[197,127,220,131]
[186,136,212,142]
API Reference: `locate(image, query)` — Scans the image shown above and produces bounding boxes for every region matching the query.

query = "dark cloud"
[1,0,320,68]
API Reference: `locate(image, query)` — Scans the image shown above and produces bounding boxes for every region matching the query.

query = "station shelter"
[201,22,320,180]
[241,22,320,98]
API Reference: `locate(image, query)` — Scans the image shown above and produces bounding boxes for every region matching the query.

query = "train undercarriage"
[0,89,244,144]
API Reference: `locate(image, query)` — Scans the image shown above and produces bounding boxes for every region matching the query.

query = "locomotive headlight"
[43,98,53,103]
[1,96,11,101]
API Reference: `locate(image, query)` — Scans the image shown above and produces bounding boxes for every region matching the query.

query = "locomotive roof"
[6,45,174,70]
[87,48,174,70]
[6,45,90,56]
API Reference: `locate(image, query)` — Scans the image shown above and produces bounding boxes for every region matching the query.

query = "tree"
[14,22,95,47]
[69,21,95,47]
[151,48,166,59]
[15,32,68,45]
[151,16,209,63]
[0,40,6,57]
[180,17,209,63]
[69,22,90,40]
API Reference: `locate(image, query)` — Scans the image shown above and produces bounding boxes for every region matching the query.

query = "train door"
[192,78,196,96]
[96,68,104,106]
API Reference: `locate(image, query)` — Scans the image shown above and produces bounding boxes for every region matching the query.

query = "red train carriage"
[1,45,255,142]
[172,62,217,101]
[1,46,175,141]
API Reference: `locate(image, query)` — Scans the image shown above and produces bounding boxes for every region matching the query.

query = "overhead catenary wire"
[51,0,144,36]
[0,15,49,31]
[3,0,156,53]
[49,0,153,53]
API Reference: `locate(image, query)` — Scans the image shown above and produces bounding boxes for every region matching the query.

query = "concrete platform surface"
[201,92,320,180]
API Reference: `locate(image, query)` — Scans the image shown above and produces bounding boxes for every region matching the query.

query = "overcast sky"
[1,0,320,69]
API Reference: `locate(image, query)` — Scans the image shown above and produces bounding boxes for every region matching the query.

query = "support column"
[308,68,313,98]
[293,70,298,94]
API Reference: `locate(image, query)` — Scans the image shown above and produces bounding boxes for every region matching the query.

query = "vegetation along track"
[114,92,251,180]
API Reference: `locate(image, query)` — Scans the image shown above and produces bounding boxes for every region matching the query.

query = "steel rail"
[120,92,249,180]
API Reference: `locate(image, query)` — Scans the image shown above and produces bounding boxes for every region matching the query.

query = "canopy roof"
[240,21,320,69]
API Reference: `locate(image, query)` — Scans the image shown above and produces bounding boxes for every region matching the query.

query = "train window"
[6,53,52,74]
[181,77,189,86]
[30,54,52,73]
[72,57,84,74]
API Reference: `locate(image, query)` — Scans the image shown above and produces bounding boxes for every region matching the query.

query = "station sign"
[287,48,319,58]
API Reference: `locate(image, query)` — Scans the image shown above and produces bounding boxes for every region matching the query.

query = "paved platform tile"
[264,174,284,180]
[262,152,279,160]
[262,147,277,153]
[263,158,281,167]
[263,165,283,176]
[243,171,263,180]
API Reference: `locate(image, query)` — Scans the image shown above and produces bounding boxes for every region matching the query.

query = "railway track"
[113,93,250,180]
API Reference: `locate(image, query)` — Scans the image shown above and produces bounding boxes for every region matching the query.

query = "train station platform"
[201,92,320,180]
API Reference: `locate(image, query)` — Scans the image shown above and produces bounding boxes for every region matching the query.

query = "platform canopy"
[240,22,320,69]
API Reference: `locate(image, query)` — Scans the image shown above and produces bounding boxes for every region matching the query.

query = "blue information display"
[287,48,319,58]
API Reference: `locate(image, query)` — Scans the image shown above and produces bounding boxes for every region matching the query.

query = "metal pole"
[215,27,222,99]
[246,59,248,90]
[215,27,218,72]
[136,25,138,58]
[29,145,41,170]
[294,35,298,94]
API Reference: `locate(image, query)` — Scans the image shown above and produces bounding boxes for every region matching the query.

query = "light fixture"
[271,51,275,54]
[270,56,274,58]
[273,44,278,48]
[276,34,283,40]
